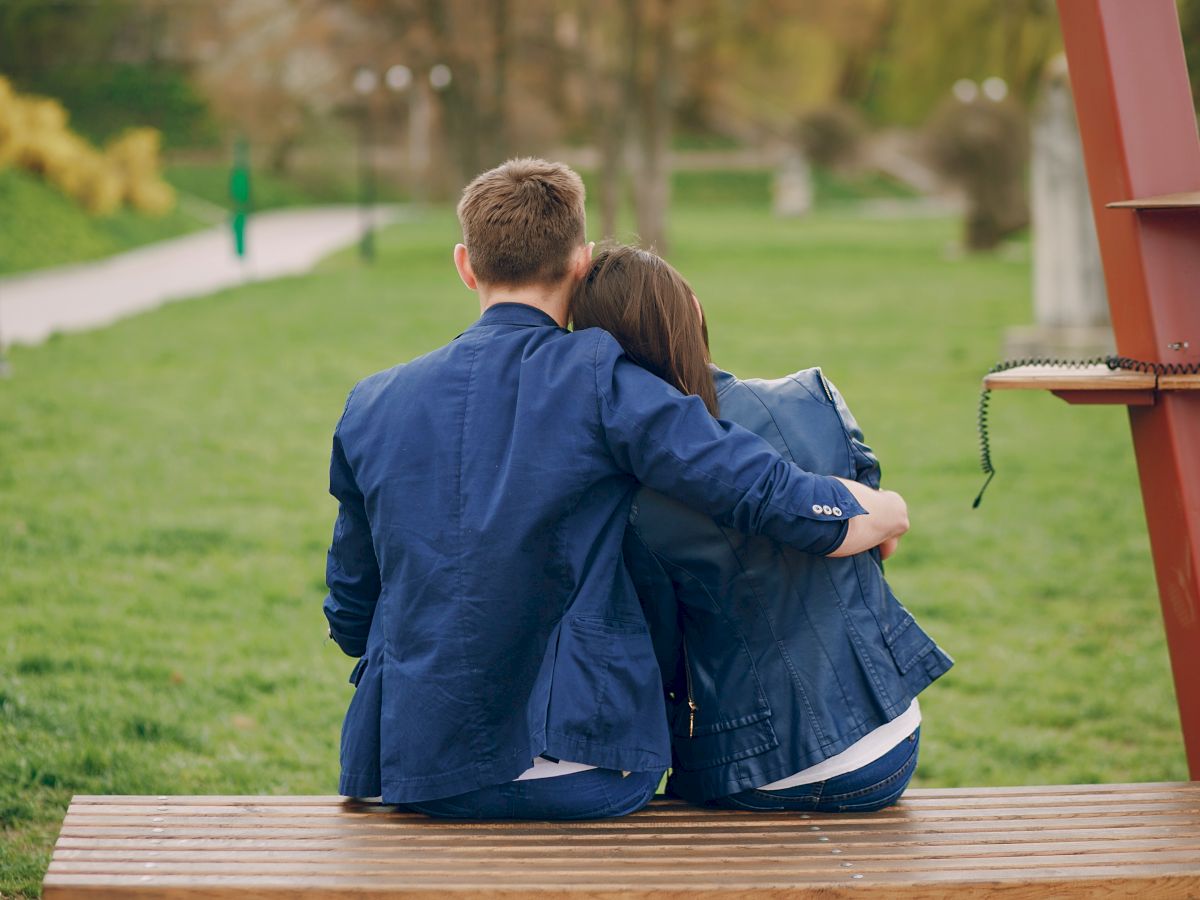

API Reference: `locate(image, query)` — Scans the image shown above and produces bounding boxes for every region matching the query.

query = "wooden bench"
[44,781,1200,897]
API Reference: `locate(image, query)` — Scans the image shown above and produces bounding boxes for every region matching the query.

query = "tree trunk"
[578,0,631,241]
[632,0,673,256]
[489,0,510,165]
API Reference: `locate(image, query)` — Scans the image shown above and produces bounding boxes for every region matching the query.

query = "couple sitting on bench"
[322,158,952,820]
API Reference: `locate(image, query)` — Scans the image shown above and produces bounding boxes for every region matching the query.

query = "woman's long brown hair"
[571,245,719,417]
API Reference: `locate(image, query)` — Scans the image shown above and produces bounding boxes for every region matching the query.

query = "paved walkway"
[0,205,406,348]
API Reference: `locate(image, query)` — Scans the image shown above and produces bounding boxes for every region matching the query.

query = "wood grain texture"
[983,366,1157,391]
[41,786,1200,898]
[1106,190,1200,209]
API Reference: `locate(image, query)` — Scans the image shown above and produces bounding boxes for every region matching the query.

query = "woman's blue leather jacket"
[624,367,953,802]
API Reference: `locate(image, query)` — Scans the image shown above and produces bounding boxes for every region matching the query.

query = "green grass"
[0,168,205,276]
[0,198,1188,898]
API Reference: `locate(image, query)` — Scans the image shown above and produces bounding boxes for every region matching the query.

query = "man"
[323,158,908,820]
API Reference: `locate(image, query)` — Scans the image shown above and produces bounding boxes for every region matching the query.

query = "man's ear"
[453,243,478,291]
[570,242,594,281]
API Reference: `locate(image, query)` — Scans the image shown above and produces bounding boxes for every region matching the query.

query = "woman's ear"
[691,293,704,324]
[453,244,478,291]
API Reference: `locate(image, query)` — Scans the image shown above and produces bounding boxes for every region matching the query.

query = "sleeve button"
[822,505,834,515]
[832,506,843,517]
[811,504,824,514]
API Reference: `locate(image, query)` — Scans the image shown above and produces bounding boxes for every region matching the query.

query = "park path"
[0,205,406,348]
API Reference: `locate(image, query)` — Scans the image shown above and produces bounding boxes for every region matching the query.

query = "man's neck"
[478,282,571,328]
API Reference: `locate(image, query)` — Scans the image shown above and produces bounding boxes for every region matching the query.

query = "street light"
[352,62,451,246]
[429,64,452,91]
[353,66,380,263]
[385,65,412,92]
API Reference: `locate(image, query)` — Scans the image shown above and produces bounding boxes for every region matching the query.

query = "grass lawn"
[0,197,1188,897]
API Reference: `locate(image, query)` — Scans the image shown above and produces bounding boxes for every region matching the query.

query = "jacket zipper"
[683,640,698,738]
[818,371,836,404]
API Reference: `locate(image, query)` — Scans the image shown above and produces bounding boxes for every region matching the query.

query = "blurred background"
[2,2,1199,897]
[4,0,1196,266]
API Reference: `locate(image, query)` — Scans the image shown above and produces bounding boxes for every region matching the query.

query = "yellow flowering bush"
[0,76,175,216]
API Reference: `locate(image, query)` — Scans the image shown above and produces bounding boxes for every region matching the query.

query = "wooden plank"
[54,808,1200,835]
[63,788,1200,817]
[52,825,1200,850]
[902,787,1200,801]
[43,847,1200,876]
[47,834,1200,864]
[42,873,1200,897]
[38,877,1200,900]
[1157,373,1200,390]
[1106,190,1200,208]
[58,801,1200,829]
[63,787,1200,816]
[983,365,1156,391]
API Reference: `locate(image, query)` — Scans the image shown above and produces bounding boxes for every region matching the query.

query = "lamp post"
[354,64,430,260]
[353,67,379,263]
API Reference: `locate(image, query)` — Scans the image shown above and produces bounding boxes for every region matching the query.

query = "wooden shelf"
[984,365,1154,391]
[1159,372,1200,390]
[1106,190,1200,209]
[984,364,1200,406]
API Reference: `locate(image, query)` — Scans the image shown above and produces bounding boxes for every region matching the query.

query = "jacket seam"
[455,333,487,763]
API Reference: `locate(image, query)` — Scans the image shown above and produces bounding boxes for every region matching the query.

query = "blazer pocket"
[570,615,648,636]
[550,616,664,742]
[671,707,779,771]
[348,656,369,686]
[883,614,934,675]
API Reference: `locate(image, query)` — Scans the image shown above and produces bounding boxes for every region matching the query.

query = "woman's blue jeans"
[711,727,920,813]
[405,767,663,820]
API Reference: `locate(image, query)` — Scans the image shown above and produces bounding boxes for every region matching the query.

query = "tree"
[1179,0,1200,112]
[174,0,350,174]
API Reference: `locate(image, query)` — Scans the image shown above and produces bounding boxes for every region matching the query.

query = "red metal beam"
[1058,0,1200,778]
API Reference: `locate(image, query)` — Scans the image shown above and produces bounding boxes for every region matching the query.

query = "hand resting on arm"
[826,477,909,558]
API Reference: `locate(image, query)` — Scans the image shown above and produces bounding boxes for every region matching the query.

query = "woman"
[571,246,952,812]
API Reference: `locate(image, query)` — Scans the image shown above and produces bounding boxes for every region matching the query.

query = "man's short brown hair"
[457,158,586,287]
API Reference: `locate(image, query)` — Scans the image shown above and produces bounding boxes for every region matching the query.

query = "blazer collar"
[712,365,738,396]
[471,302,562,330]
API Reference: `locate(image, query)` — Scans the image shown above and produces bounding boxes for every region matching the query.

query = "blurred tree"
[797,103,867,170]
[346,0,520,191]
[926,91,1029,251]
[0,0,217,147]
[1180,0,1200,112]
[864,0,1061,125]
[575,0,636,241]
[631,0,676,255]
[174,0,350,174]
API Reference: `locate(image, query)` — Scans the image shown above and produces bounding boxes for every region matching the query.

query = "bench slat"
[59,794,1200,820]
[47,834,1200,864]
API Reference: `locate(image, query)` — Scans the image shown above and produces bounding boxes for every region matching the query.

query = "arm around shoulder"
[596,344,869,556]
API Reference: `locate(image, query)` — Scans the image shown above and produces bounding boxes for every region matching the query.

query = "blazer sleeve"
[322,388,381,658]
[594,336,864,556]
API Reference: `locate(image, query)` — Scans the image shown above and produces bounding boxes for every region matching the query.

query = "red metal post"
[1058,0,1200,778]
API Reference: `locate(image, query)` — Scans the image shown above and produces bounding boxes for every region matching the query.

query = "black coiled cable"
[974,354,1200,508]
